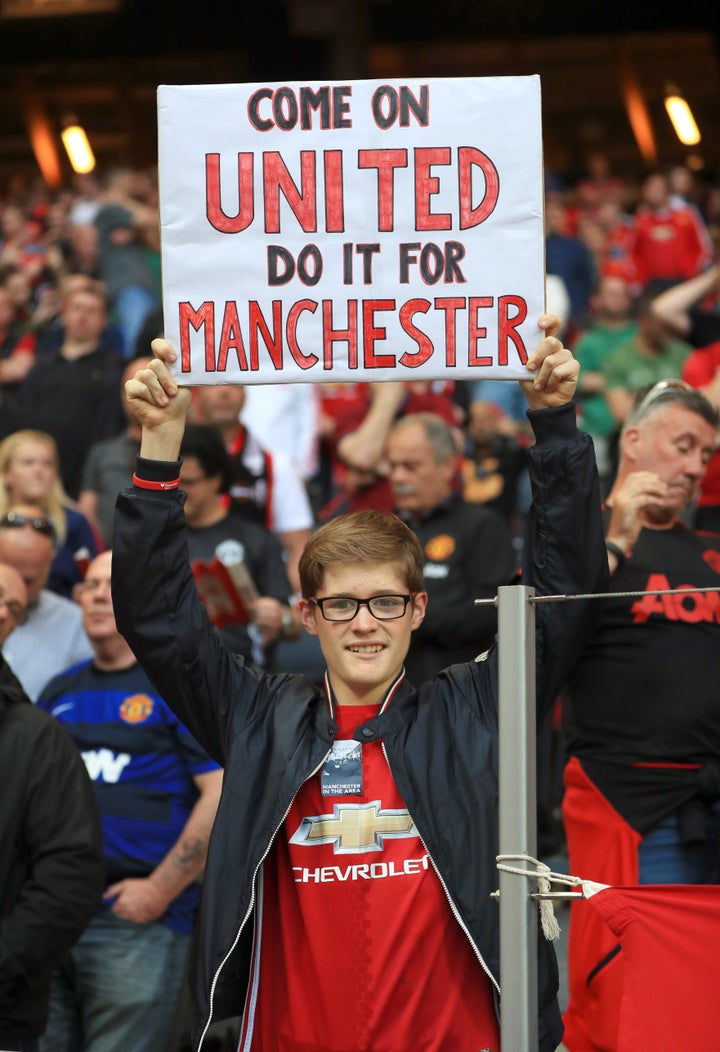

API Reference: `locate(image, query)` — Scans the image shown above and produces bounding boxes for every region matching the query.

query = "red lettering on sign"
[287,301,319,369]
[217,301,249,372]
[323,299,359,370]
[263,151,318,234]
[206,153,254,234]
[357,149,408,232]
[363,300,396,369]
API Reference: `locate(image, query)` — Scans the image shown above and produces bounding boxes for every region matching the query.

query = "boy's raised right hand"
[124,338,192,461]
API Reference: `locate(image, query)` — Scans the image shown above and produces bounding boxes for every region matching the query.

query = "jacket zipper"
[381,742,500,994]
[197,748,332,1051]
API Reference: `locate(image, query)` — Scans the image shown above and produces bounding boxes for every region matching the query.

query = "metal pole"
[498,583,538,1051]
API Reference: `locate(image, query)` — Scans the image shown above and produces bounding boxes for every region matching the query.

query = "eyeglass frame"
[0,511,55,539]
[308,594,415,622]
[634,379,694,416]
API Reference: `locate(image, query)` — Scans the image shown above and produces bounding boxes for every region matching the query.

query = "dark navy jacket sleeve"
[523,401,609,716]
[111,484,268,766]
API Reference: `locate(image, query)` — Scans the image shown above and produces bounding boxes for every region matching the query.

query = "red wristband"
[132,473,181,491]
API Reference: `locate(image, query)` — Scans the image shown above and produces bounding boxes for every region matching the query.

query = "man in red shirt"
[629,171,713,293]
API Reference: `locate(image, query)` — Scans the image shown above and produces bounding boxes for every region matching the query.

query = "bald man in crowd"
[0,503,92,700]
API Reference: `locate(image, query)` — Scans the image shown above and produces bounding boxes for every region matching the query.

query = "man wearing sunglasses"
[111,314,608,1052]
[560,379,720,1052]
[0,504,93,701]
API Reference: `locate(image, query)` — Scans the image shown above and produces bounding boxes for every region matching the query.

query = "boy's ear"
[299,598,319,637]
[411,591,427,628]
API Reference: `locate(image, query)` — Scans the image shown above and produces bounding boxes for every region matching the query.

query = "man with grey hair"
[385,410,517,684]
[560,379,720,1052]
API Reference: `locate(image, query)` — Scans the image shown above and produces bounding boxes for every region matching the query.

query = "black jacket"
[0,659,104,1040]
[400,493,517,683]
[112,402,608,1052]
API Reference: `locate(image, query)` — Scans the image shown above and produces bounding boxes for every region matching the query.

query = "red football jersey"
[239,701,500,1051]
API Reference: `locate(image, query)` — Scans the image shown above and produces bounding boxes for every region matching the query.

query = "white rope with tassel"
[496,853,584,941]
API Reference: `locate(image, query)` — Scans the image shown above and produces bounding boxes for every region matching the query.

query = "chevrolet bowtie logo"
[290,800,418,854]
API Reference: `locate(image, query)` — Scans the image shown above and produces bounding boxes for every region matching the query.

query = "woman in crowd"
[0,428,101,597]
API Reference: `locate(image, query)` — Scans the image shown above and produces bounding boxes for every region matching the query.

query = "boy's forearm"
[139,420,186,463]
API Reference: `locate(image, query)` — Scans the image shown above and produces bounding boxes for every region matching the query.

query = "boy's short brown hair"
[299,510,425,598]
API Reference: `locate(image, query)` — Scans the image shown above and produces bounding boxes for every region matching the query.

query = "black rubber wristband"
[605,540,627,569]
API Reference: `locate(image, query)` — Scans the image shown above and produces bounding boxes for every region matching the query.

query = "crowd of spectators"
[2,149,720,1051]
[2,155,720,544]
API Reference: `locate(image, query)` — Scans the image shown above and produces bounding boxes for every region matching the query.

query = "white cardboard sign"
[157,75,544,386]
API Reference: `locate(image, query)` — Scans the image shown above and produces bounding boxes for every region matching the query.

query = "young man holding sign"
[111,314,607,1052]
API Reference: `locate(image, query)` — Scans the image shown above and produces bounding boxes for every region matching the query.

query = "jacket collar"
[322,668,417,735]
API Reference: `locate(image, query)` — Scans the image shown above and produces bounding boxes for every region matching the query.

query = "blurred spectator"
[702,183,720,259]
[191,383,314,594]
[0,504,92,700]
[93,168,162,358]
[67,172,103,227]
[0,429,101,598]
[179,423,300,669]
[603,292,694,427]
[574,149,625,219]
[2,263,35,325]
[573,274,639,489]
[240,382,321,484]
[314,381,372,510]
[0,202,47,289]
[317,379,464,522]
[132,302,164,358]
[0,282,35,390]
[668,163,705,213]
[460,398,530,535]
[0,560,103,1052]
[386,411,517,684]
[318,383,398,517]
[574,212,606,277]
[679,345,720,532]
[587,195,637,288]
[0,280,125,499]
[61,222,101,279]
[545,193,597,337]
[629,170,713,295]
[32,273,123,359]
[78,355,150,547]
[650,261,720,349]
[37,549,223,1052]
[37,194,79,287]
[650,265,720,531]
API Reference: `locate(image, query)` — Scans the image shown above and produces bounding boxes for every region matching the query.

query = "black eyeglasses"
[309,594,414,622]
[0,511,55,538]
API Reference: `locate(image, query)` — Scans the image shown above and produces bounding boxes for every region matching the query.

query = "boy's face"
[300,561,426,706]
